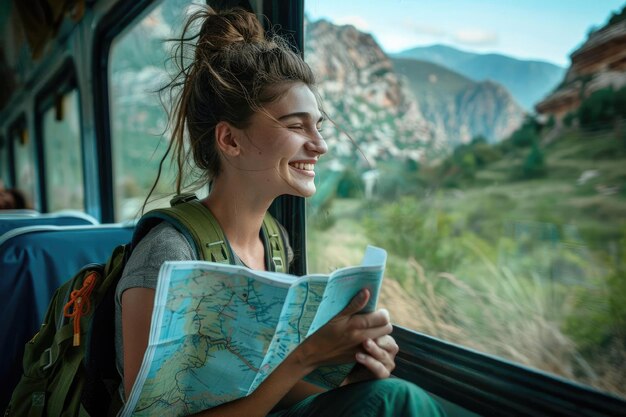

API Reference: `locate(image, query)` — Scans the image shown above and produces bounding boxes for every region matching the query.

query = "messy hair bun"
[198,7,265,48]
[148,6,316,203]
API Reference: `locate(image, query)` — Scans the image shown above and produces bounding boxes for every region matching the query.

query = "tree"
[521,143,546,179]
[613,86,626,118]
[578,88,616,129]
[608,6,626,25]
[510,123,539,148]
[563,112,576,128]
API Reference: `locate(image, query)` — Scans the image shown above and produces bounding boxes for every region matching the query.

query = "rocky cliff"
[305,19,524,159]
[305,19,436,164]
[536,8,626,121]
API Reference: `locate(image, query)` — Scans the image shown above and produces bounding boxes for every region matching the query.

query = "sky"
[305,0,626,67]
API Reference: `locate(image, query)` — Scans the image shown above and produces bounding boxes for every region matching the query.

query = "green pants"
[269,379,445,417]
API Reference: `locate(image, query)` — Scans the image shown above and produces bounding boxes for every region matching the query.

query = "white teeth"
[291,162,314,171]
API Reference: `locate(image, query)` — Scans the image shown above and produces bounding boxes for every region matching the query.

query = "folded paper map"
[122,245,387,417]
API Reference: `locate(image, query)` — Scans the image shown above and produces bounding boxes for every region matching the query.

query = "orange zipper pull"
[63,272,98,347]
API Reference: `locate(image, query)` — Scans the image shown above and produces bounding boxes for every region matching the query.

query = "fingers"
[354,336,398,379]
[338,289,370,317]
[374,335,399,356]
[350,308,390,330]
[351,308,392,341]
[360,322,393,341]
[364,337,397,366]
[355,350,391,379]
[342,308,392,343]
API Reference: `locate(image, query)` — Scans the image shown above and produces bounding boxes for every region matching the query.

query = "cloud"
[400,19,499,47]
[453,29,498,46]
[402,21,447,37]
[334,16,371,32]
[375,31,426,52]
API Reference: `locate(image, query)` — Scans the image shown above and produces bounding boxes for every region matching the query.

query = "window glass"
[42,89,84,211]
[304,0,626,398]
[108,0,205,221]
[12,123,37,209]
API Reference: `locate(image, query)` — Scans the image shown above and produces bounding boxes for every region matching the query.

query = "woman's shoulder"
[133,220,195,261]
[118,221,195,291]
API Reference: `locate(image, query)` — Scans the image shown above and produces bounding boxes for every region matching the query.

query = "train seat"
[0,210,99,237]
[0,223,134,408]
[0,209,40,216]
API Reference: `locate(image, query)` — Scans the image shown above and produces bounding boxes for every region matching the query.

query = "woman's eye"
[288,125,304,130]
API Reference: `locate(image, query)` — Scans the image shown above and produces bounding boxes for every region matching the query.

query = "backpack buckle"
[42,347,53,371]
[170,193,197,206]
[272,256,284,273]
[206,240,229,263]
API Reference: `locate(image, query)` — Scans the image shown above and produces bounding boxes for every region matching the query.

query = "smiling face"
[229,82,328,198]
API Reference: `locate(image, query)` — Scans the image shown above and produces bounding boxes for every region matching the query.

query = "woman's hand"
[295,289,393,370]
[342,333,399,385]
[190,288,394,417]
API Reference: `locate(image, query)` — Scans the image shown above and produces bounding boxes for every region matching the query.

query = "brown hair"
[149,7,317,205]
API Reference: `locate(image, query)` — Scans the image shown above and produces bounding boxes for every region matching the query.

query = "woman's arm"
[121,287,155,397]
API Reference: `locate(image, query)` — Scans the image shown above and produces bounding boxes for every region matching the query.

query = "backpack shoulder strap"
[133,196,232,263]
[134,194,289,271]
[261,212,287,273]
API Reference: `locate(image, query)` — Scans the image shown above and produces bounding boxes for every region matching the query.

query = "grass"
[306,129,626,398]
[307,199,369,273]
[307,198,626,397]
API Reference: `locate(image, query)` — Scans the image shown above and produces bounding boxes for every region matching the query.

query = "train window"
[304,0,626,398]
[108,0,205,221]
[41,89,84,211]
[11,119,37,209]
[0,135,8,186]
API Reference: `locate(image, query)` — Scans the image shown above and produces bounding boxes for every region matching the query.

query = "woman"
[115,7,444,417]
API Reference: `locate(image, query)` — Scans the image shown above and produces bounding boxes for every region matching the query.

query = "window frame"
[0,132,10,188]
[394,326,626,416]
[264,0,307,276]
[89,0,626,412]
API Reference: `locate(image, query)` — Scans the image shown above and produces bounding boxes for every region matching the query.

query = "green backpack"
[5,195,287,417]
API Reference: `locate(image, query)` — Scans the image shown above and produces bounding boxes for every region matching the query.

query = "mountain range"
[305,19,528,157]
[393,44,565,111]
[391,57,525,145]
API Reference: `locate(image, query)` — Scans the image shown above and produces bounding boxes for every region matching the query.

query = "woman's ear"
[215,121,241,157]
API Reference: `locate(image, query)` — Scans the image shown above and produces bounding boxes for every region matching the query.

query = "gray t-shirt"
[114,220,292,403]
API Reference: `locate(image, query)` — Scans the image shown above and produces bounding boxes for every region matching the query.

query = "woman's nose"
[305,131,328,155]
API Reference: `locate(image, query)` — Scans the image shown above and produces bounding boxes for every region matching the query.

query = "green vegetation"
[578,86,626,130]
[307,107,626,397]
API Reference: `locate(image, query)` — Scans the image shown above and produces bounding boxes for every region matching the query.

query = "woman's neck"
[201,175,274,250]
